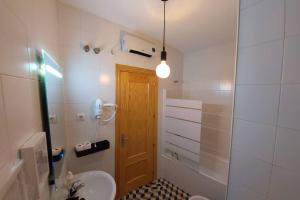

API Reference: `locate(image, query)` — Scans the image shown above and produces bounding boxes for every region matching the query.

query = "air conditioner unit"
[120,32,156,58]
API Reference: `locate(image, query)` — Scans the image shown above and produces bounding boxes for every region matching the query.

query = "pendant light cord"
[163,0,166,51]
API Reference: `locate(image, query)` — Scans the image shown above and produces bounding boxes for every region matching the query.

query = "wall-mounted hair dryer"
[94,98,117,122]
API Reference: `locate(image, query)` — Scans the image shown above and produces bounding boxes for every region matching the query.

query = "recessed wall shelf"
[74,140,110,158]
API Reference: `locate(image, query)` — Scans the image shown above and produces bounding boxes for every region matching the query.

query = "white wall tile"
[282,36,300,84]
[58,25,81,47]
[234,85,280,125]
[274,127,300,171]
[227,181,266,200]
[65,103,92,122]
[240,0,264,10]
[269,166,300,200]
[236,40,283,84]
[58,3,81,30]
[161,156,226,200]
[285,0,300,37]
[232,119,276,163]
[3,0,33,32]
[239,0,284,47]
[229,149,272,196]
[0,78,12,170]
[64,63,101,104]
[230,0,300,200]
[48,103,66,148]
[46,85,64,104]
[65,120,96,146]
[29,80,42,134]
[29,0,58,60]
[278,84,300,130]
[0,4,30,78]
[1,76,36,161]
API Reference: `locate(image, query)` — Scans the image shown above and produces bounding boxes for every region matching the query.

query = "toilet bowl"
[189,195,210,200]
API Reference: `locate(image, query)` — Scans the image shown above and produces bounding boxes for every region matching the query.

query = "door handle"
[121,134,128,146]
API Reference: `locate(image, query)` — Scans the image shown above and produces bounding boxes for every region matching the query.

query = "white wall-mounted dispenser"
[20,132,49,200]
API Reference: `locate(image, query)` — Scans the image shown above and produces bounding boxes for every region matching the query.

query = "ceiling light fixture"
[156,0,170,79]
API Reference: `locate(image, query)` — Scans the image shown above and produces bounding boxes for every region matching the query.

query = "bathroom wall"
[58,3,183,176]
[183,43,236,160]
[228,0,300,199]
[0,0,58,198]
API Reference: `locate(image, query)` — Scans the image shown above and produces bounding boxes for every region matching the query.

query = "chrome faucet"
[69,180,85,198]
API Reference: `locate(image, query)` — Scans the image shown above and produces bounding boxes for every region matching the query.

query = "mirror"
[37,50,66,185]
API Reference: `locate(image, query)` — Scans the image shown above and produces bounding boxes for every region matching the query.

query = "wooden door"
[116,64,158,197]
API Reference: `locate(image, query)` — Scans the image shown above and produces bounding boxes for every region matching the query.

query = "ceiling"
[59,0,238,53]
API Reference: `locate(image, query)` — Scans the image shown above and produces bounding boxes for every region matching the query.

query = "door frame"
[115,64,158,198]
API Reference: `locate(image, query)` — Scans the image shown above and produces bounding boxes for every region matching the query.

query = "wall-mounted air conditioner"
[120,32,156,58]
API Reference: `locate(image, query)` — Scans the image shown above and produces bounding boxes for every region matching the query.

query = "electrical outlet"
[76,113,86,121]
[49,114,58,124]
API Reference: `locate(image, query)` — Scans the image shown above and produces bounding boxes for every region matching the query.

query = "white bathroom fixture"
[75,171,116,200]
[94,98,117,122]
[189,195,210,200]
[20,132,49,200]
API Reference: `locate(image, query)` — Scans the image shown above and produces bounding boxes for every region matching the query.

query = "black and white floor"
[120,178,190,200]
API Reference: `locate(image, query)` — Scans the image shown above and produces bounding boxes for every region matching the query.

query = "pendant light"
[156,0,170,79]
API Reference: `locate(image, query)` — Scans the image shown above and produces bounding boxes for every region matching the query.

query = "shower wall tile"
[278,84,300,130]
[269,166,300,200]
[282,36,300,84]
[236,40,283,85]
[285,0,300,37]
[234,85,280,125]
[229,0,300,199]
[227,181,266,200]
[238,0,284,47]
[229,149,272,196]
[232,119,276,163]
[240,0,264,10]
[274,127,300,171]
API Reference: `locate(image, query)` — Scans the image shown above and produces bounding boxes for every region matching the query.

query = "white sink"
[75,171,116,200]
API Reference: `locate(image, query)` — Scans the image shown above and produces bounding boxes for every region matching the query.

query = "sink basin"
[75,171,116,200]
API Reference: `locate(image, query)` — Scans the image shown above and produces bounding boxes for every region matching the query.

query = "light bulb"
[156,61,170,78]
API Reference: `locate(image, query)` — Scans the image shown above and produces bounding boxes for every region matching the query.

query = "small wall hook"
[93,47,101,54]
[83,45,90,52]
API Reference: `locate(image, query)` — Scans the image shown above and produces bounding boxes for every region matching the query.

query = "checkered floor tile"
[120,178,190,200]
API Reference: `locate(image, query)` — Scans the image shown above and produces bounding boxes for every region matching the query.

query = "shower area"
[159,43,236,200]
